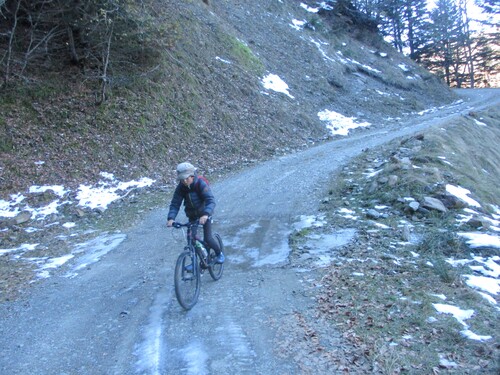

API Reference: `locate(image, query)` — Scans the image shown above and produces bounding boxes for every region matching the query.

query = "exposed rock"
[421,197,448,213]
[388,175,398,186]
[400,157,412,169]
[385,163,402,173]
[409,201,420,212]
[366,209,381,219]
[417,206,431,215]
[389,155,401,164]
[467,216,491,229]
[15,211,32,225]
[401,224,411,242]
[368,181,378,194]
[436,193,468,209]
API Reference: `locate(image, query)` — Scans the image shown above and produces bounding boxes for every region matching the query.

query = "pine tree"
[379,0,406,52]
[423,0,462,85]
[403,0,429,60]
[377,0,429,58]
[475,0,500,16]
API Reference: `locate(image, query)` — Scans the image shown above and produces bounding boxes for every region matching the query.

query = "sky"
[0,1,498,371]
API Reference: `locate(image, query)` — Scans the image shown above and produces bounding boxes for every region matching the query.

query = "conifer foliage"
[351,0,498,87]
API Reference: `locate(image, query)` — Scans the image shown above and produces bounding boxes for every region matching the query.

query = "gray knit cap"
[176,162,196,180]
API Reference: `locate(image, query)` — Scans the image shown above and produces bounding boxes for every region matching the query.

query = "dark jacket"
[167,175,216,220]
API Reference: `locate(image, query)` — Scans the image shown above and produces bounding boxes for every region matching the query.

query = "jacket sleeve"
[198,180,216,216]
[167,184,184,220]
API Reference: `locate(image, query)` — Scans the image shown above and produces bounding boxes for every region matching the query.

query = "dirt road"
[0,89,498,374]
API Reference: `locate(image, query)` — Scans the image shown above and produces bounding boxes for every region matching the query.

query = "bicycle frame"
[172,220,224,310]
[174,220,209,269]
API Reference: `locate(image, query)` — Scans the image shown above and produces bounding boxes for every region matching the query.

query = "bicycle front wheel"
[208,233,224,281]
[174,250,200,310]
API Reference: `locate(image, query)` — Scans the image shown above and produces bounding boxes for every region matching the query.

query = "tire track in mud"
[175,316,258,374]
[213,317,257,371]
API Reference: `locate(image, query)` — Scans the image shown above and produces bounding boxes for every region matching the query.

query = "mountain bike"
[171,220,224,310]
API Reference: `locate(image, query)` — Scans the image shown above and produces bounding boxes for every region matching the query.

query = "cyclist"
[166,162,225,264]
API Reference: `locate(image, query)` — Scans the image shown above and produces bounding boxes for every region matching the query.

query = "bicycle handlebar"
[171,220,200,229]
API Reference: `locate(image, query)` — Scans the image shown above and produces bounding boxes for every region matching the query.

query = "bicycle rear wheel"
[208,233,224,281]
[174,250,200,310]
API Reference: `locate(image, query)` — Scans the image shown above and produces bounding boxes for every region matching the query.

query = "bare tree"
[2,0,21,85]
[96,21,113,105]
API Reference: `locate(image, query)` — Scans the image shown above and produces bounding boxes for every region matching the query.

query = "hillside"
[0,0,454,195]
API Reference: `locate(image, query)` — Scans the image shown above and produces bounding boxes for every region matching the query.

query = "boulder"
[15,211,32,225]
[467,216,491,229]
[366,209,381,219]
[368,180,378,194]
[388,175,398,186]
[401,224,411,242]
[422,197,448,213]
[436,193,467,209]
[409,201,420,212]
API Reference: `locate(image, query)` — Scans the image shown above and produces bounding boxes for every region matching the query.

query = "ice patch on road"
[135,288,171,375]
[293,215,326,231]
[224,215,334,267]
[253,239,290,267]
[302,229,357,267]
[223,220,292,267]
[237,222,262,235]
[66,232,126,277]
[292,215,356,267]
[29,253,75,279]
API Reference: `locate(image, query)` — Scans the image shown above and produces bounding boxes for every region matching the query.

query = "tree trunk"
[67,26,81,64]
[3,0,21,86]
[460,0,475,88]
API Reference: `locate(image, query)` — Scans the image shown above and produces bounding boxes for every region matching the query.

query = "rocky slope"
[286,99,500,373]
